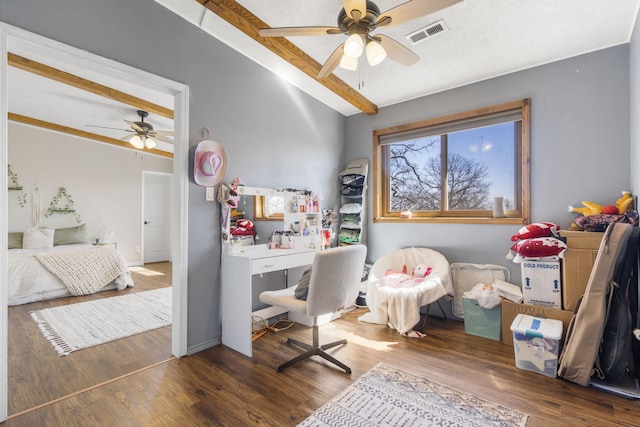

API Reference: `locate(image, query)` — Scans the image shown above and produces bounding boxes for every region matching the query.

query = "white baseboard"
[187,338,220,356]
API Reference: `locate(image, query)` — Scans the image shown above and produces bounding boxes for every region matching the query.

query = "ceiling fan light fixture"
[145,137,157,149]
[366,39,386,66]
[129,134,144,149]
[339,54,359,71]
[343,33,364,58]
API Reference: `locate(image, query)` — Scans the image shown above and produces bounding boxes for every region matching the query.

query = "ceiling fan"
[258,0,463,78]
[87,109,173,149]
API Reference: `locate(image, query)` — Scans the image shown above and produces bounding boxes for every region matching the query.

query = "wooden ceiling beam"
[8,53,174,120]
[8,113,173,159]
[197,0,378,115]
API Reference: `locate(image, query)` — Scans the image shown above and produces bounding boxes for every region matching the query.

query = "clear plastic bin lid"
[510,313,563,340]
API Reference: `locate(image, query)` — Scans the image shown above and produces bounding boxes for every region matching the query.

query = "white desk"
[221,244,317,357]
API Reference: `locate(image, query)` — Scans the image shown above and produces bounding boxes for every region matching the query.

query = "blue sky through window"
[449,122,515,207]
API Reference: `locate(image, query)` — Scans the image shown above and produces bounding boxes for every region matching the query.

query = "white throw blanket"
[360,276,450,335]
[35,248,133,296]
[359,247,453,335]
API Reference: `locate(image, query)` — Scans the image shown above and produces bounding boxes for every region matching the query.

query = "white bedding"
[8,244,132,306]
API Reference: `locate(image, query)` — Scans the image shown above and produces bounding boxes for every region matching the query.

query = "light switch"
[205,186,215,201]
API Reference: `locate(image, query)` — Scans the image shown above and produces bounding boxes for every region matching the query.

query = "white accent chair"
[358,247,453,335]
[259,245,367,374]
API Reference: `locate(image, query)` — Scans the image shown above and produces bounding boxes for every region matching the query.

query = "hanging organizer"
[338,158,368,246]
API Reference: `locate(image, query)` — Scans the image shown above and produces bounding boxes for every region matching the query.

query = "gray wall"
[346,45,631,283]
[0,0,346,351]
[631,9,640,196]
[1,0,635,349]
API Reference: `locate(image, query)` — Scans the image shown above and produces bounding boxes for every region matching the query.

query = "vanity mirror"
[254,194,285,221]
[223,186,322,250]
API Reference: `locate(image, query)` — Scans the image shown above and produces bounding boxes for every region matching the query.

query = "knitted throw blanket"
[35,248,131,296]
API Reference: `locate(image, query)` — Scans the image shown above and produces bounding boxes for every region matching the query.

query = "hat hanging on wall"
[194,139,228,187]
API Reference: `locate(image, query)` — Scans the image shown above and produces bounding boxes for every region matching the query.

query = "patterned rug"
[30,287,172,356]
[298,363,528,427]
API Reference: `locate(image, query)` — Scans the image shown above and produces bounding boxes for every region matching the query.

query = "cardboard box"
[521,260,562,308]
[562,249,598,311]
[501,299,573,346]
[558,230,605,250]
[511,314,563,378]
[558,230,604,311]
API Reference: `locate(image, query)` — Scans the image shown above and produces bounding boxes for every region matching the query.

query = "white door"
[143,171,172,263]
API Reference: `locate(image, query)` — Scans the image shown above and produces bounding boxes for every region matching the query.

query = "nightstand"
[92,241,117,250]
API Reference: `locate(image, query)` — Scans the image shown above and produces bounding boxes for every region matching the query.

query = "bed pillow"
[54,224,88,246]
[22,227,55,250]
[8,232,23,249]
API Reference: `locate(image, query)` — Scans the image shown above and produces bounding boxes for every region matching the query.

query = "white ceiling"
[157,0,640,116]
[7,0,640,152]
[8,66,176,154]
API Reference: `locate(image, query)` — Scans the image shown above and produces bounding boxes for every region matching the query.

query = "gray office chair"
[259,245,367,374]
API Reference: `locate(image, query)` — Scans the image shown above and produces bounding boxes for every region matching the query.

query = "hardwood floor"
[5,302,640,426]
[7,262,173,417]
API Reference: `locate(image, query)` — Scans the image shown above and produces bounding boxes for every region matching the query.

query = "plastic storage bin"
[510,313,563,377]
[463,298,501,340]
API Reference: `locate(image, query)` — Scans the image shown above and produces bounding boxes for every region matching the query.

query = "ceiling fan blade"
[376,35,419,67]
[124,119,145,133]
[318,44,346,78]
[151,130,174,136]
[153,135,175,144]
[343,0,367,22]
[377,0,463,28]
[259,27,341,37]
[86,124,132,132]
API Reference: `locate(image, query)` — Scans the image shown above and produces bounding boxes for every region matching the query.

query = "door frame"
[0,23,190,421]
[142,171,173,264]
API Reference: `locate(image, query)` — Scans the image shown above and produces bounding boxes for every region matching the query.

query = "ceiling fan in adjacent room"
[258,0,463,78]
[87,109,173,149]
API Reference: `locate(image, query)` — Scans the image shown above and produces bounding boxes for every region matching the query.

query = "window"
[373,99,530,224]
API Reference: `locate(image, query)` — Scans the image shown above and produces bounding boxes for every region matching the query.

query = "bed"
[8,225,134,306]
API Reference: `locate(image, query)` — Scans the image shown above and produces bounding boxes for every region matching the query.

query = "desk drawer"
[251,251,315,274]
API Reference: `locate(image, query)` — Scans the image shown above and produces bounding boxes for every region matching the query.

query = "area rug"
[30,287,172,356]
[298,363,528,427]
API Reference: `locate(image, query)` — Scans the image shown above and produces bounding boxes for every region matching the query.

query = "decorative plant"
[45,187,82,223]
[7,164,27,207]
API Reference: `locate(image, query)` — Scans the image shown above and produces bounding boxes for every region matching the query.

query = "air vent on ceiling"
[405,19,448,45]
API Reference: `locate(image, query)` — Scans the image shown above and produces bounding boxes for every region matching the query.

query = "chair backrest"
[306,245,367,317]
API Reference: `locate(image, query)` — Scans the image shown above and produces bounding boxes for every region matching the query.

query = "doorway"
[0,23,189,421]
[143,171,172,263]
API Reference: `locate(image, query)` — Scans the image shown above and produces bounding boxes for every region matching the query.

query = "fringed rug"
[299,363,528,427]
[30,287,172,356]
